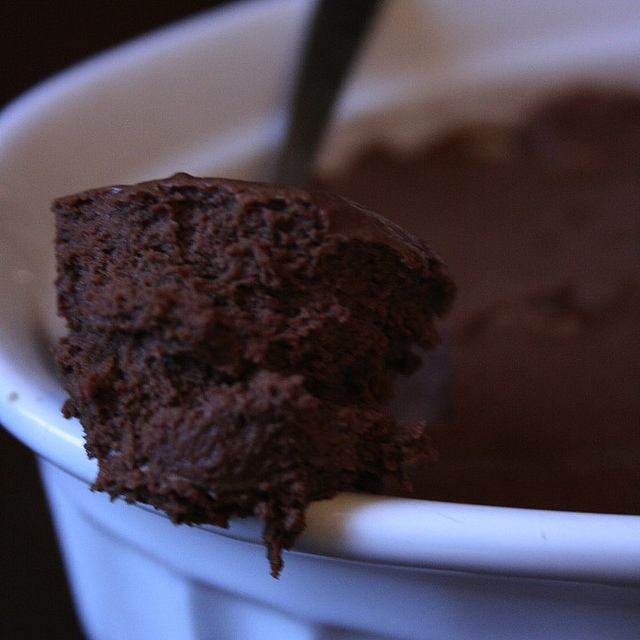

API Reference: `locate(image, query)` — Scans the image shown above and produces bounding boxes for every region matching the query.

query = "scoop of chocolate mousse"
[53,173,455,575]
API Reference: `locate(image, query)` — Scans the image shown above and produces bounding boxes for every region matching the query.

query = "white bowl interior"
[1,0,639,583]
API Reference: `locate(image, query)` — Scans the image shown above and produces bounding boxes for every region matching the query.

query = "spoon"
[276,0,455,427]
[275,0,382,186]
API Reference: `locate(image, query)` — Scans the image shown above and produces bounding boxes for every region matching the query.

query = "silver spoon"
[275,0,382,186]
[275,0,455,426]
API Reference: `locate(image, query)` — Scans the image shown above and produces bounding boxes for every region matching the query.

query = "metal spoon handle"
[274,0,382,186]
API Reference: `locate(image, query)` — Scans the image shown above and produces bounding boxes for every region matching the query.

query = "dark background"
[0,2,231,638]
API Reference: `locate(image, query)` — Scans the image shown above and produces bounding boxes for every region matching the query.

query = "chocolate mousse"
[53,174,455,575]
[318,90,640,514]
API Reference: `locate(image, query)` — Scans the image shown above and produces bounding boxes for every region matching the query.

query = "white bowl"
[1,1,639,639]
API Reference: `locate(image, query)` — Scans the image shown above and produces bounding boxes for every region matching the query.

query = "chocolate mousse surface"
[317,90,640,514]
[53,173,455,575]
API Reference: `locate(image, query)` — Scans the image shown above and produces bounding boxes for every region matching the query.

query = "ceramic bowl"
[1,1,638,638]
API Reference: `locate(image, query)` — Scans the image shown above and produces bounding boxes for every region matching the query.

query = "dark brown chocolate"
[317,90,640,514]
[53,174,455,575]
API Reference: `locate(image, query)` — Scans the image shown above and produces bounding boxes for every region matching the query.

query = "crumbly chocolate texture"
[53,173,455,575]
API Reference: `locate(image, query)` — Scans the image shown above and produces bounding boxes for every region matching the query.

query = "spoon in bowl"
[275,0,382,186]
[274,0,455,427]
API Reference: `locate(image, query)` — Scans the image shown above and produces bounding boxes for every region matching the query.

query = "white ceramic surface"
[1,1,639,638]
